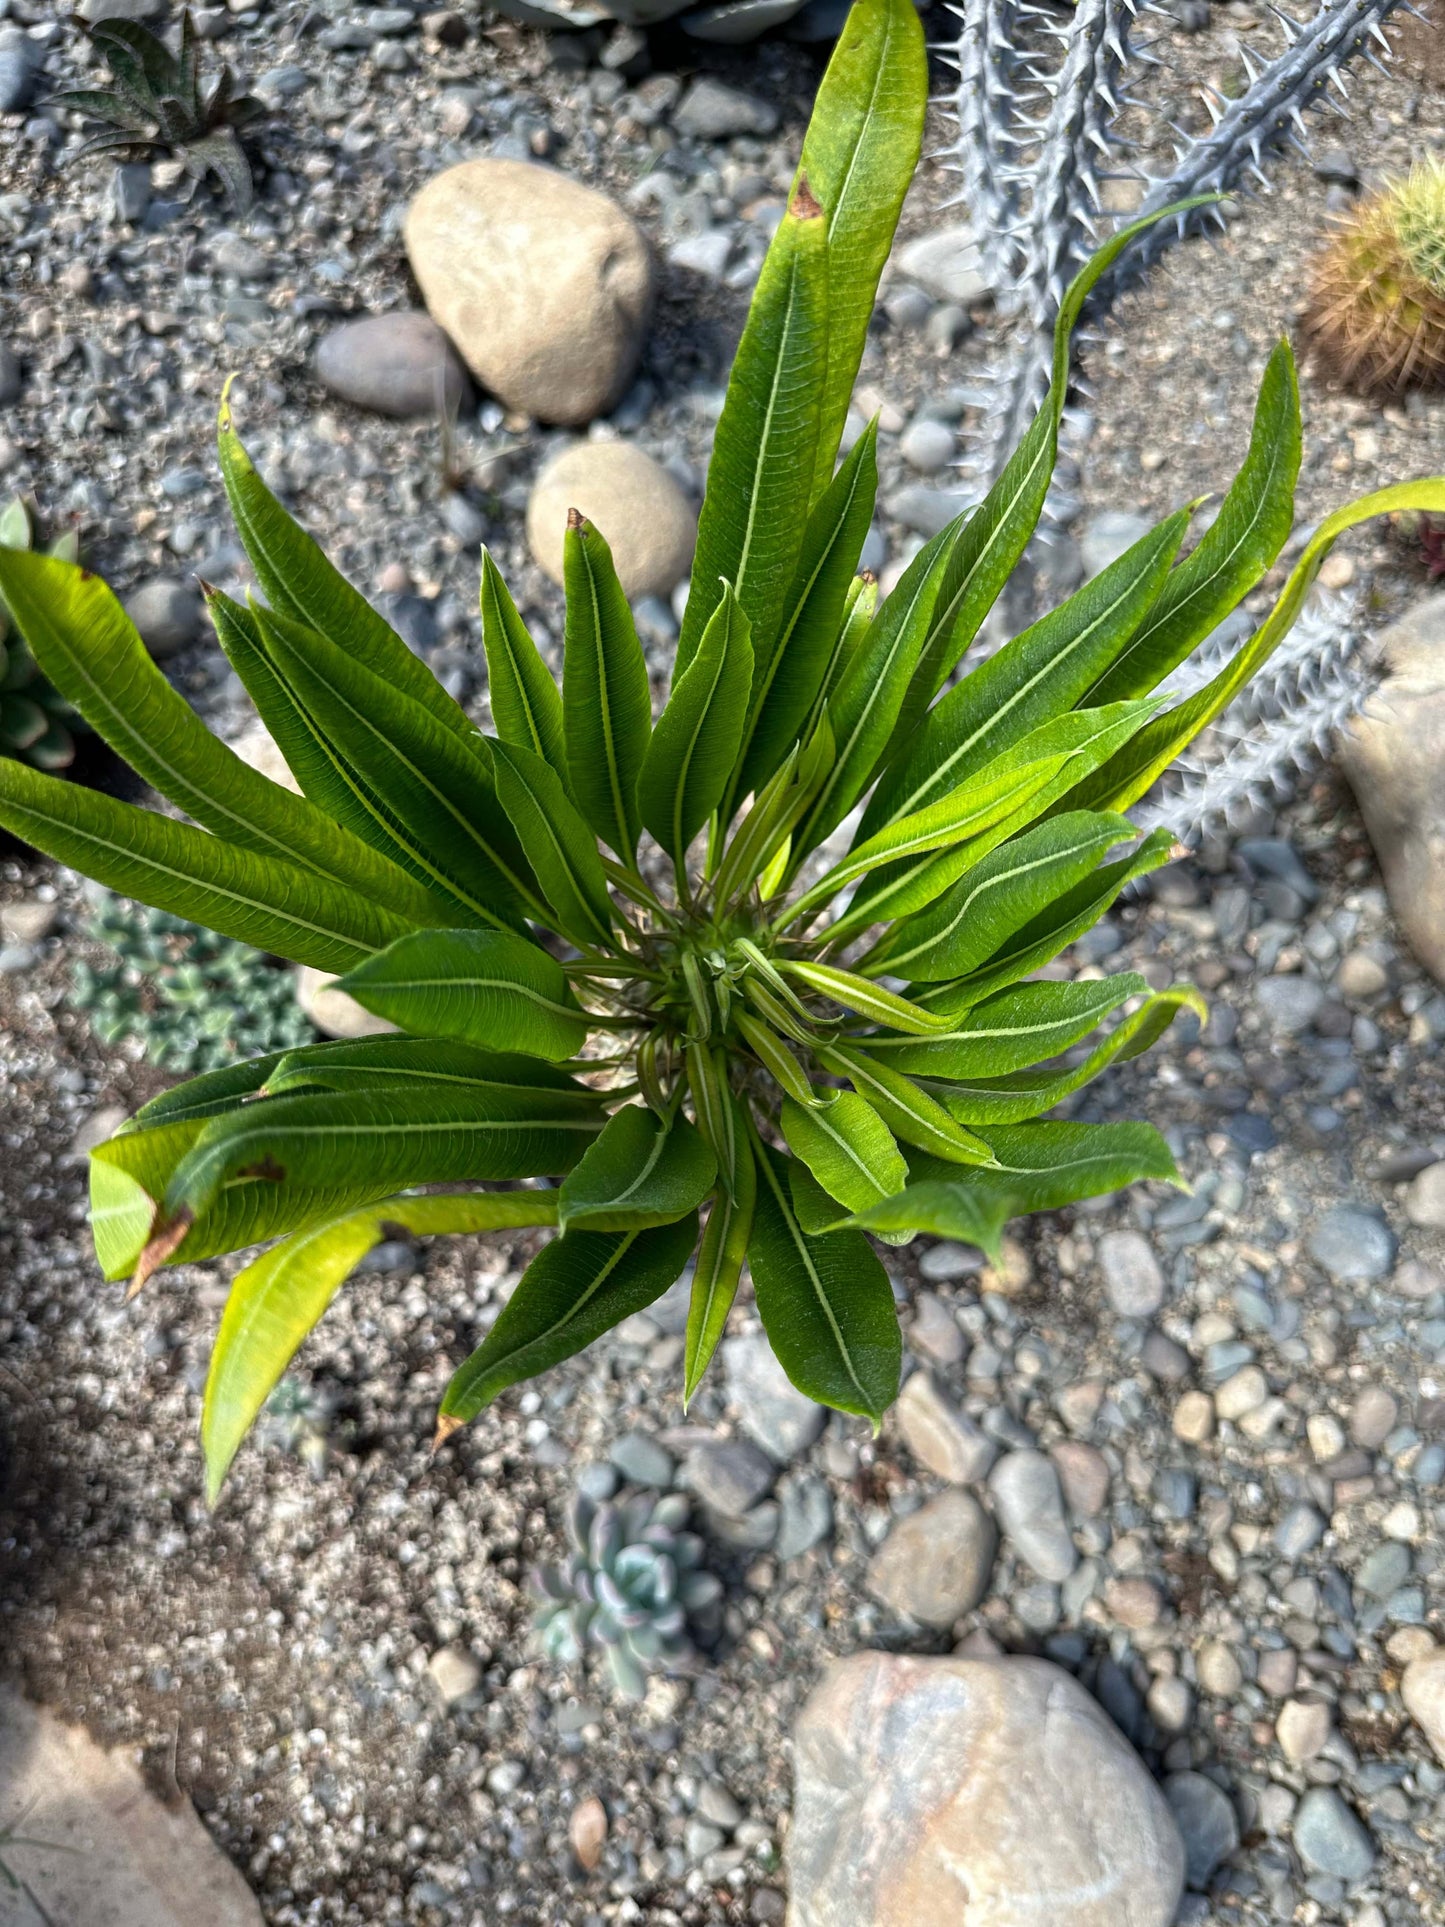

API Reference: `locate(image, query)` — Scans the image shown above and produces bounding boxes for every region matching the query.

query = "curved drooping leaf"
[203,1189,560,1502]
[562,513,653,860]
[480,548,566,771]
[847,1119,1182,1259]
[558,1106,717,1232]
[637,583,753,865]
[338,928,591,1061]
[1084,339,1302,705]
[862,509,1189,839]
[780,1089,907,1220]
[815,1042,993,1166]
[490,738,616,946]
[838,700,1157,939]
[1067,478,1445,816]
[684,1134,755,1405]
[870,811,1136,982]
[936,986,1205,1124]
[920,826,1177,1012]
[860,973,1150,1077]
[677,182,829,682]
[217,387,479,749]
[0,550,439,927]
[748,1142,900,1426]
[438,1214,700,1429]
[261,1035,604,1106]
[144,1081,607,1283]
[124,1051,287,1133]
[0,758,410,973]
[776,959,951,1034]
[796,0,927,493]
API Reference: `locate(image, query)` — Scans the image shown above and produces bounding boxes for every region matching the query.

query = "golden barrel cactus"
[1304,157,1445,395]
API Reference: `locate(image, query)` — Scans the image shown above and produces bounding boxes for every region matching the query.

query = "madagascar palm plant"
[1,0,1440,1503]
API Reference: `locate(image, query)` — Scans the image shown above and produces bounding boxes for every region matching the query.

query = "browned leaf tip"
[859,569,878,587]
[790,173,824,222]
[567,506,587,532]
[128,1209,195,1300]
[431,1413,466,1453]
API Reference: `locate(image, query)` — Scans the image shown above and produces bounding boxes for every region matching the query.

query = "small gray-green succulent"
[532,1488,723,1699]
[71,895,313,1074]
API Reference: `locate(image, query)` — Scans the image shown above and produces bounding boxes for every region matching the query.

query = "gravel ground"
[5,1,1445,1924]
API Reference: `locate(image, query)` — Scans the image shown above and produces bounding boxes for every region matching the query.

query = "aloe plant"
[1,0,1441,1506]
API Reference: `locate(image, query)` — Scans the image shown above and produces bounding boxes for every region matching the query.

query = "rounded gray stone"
[1098,1229,1166,1318]
[122,577,202,658]
[988,1449,1078,1581]
[1255,975,1325,1034]
[313,312,471,420]
[0,343,22,408]
[673,76,779,139]
[608,1430,674,1489]
[1164,1772,1240,1890]
[1307,1206,1396,1282]
[866,1490,997,1627]
[722,1331,824,1460]
[681,1438,776,1518]
[1292,1787,1376,1881]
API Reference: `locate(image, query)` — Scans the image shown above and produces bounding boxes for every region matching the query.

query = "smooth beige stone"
[0,1686,263,1926]
[788,1653,1185,1927]
[405,158,653,426]
[527,439,696,599]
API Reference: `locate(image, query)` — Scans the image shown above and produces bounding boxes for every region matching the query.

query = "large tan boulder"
[526,440,696,598]
[404,159,653,427]
[1402,1648,1445,1764]
[787,1652,1185,1927]
[1339,593,1445,984]
[0,1686,263,1926]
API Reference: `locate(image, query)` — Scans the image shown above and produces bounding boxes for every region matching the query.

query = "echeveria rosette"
[1,0,1443,1503]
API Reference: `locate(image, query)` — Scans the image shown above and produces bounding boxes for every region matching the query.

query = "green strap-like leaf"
[0,758,408,973]
[937,986,1205,1124]
[490,738,617,946]
[686,1042,742,1196]
[777,959,951,1035]
[837,700,1158,941]
[203,1189,560,1502]
[126,1053,286,1134]
[862,509,1189,839]
[860,973,1149,1077]
[438,1215,700,1430]
[796,0,927,494]
[559,1105,717,1233]
[261,1035,603,1107]
[338,928,590,1061]
[684,1140,755,1406]
[805,571,875,742]
[781,1089,907,1221]
[0,551,438,929]
[921,826,1177,1013]
[153,1083,606,1270]
[867,810,1136,982]
[724,422,878,816]
[1085,340,1302,705]
[847,1119,1181,1259]
[637,583,753,865]
[815,1042,993,1166]
[1067,478,1445,816]
[256,603,544,932]
[562,514,652,861]
[734,1008,817,1108]
[793,519,959,856]
[748,1141,900,1427]
[480,547,567,771]
[676,184,829,682]
[217,388,478,749]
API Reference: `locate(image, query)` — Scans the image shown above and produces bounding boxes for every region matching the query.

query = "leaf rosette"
[4,0,1443,1500]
